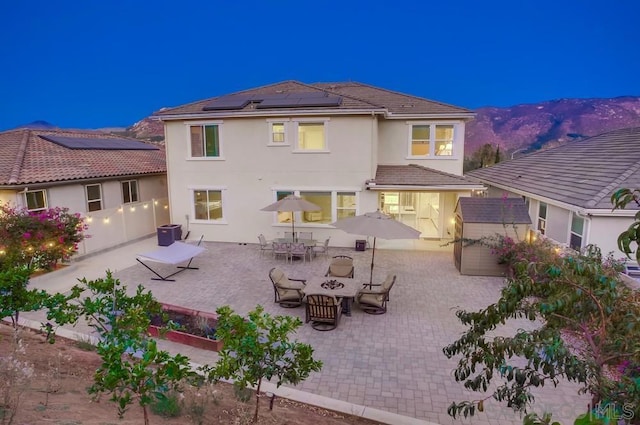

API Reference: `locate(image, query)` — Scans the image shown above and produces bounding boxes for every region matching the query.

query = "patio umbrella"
[260,195,320,241]
[332,210,421,286]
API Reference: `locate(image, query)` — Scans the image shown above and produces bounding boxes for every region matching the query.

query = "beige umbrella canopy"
[332,210,421,286]
[261,195,321,241]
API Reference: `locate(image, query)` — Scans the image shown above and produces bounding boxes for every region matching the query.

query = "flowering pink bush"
[0,203,88,271]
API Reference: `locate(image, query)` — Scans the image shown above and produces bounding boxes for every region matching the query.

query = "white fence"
[77,197,171,256]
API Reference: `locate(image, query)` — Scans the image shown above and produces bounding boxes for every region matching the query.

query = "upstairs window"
[296,121,326,151]
[122,180,139,204]
[537,202,547,235]
[86,184,103,212]
[270,122,287,145]
[190,124,221,157]
[25,189,47,211]
[409,124,455,157]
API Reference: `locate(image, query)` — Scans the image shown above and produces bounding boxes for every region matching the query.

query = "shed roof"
[456,197,532,224]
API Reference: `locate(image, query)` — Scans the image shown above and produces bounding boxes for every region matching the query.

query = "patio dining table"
[302,276,359,316]
[274,238,317,247]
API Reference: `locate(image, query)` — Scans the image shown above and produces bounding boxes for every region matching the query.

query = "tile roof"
[0,128,166,186]
[155,80,473,118]
[466,127,640,210]
[456,197,532,224]
[372,164,485,189]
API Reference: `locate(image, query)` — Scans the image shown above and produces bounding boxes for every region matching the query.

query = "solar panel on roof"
[256,98,303,108]
[256,95,342,109]
[297,96,342,107]
[291,92,330,99]
[202,96,252,111]
[39,135,159,150]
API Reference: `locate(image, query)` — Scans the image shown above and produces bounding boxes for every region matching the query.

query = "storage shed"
[454,197,531,276]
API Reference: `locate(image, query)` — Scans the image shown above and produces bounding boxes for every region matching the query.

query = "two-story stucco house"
[155,80,484,250]
[0,128,170,255]
[467,127,640,257]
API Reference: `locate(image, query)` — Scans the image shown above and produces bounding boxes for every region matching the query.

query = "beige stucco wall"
[0,190,18,205]
[377,120,465,175]
[164,115,381,246]
[0,175,168,256]
[588,215,634,258]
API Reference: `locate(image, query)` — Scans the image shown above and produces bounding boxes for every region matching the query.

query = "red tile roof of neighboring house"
[155,80,473,118]
[0,128,166,186]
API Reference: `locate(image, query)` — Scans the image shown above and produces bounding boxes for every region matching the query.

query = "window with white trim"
[190,124,221,158]
[270,122,287,145]
[271,190,358,225]
[86,184,103,212]
[409,124,454,157]
[121,180,139,204]
[193,189,224,221]
[24,189,47,211]
[570,213,584,250]
[537,202,547,235]
[295,120,327,151]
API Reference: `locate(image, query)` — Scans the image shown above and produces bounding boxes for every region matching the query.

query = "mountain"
[120,97,640,155]
[124,116,165,142]
[14,120,58,130]
[465,96,640,155]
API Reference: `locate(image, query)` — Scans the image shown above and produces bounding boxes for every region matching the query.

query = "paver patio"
[27,237,589,424]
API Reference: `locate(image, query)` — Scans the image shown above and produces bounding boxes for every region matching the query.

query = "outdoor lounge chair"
[136,236,205,281]
[356,274,396,314]
[325,255,354,278]
[305,294,342,331]
[268,267,306,308]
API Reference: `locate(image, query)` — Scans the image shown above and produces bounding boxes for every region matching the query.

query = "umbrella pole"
[369,237,377,287]
[291,212,296,242]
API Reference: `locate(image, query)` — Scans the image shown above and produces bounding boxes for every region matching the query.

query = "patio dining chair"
[299,231,313,240]
[305,294,342,330]
[311,238,330,259]
[268,267,306,308]
[289,242,308,263]
[356,274,396,314]
[272,242,290,261]
[258,234,273,256]
[284,231,297,241]
[325,255,354,278]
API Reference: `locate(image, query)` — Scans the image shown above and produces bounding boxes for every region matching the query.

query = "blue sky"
[1,0,638,130]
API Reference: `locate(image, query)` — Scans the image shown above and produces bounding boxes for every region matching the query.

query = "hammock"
[136,237,205,281]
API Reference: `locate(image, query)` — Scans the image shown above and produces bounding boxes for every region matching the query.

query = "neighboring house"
[0,128,170,255]
[155,80,484,250]
[466,126,640,257]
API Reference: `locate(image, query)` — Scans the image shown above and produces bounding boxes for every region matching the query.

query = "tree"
[0,264,50,329]
[443,236,640,421]
[464,143,502,172]
[205,305,323,423]
[47,271,197,425]
[611,188,640,263]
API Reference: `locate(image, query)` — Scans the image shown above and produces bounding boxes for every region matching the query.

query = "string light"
[143,203,149,209]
